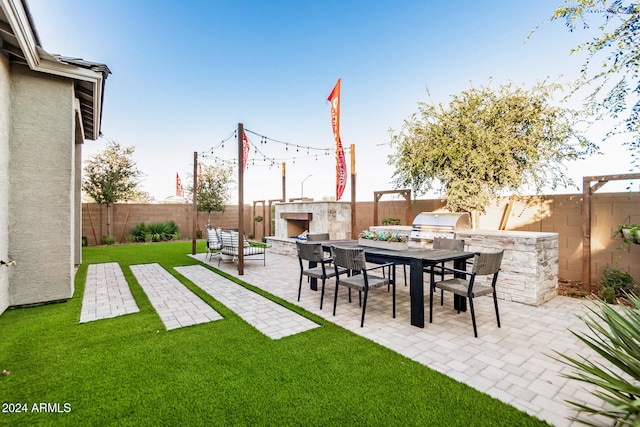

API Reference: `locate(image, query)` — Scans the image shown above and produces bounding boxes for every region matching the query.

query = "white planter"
[358,238,408,251]
[621,228,640,245]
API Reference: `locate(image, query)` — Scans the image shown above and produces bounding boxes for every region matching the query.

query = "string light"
[199,126,336,168]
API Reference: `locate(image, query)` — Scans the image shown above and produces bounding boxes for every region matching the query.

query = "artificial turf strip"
[0,241,551,426]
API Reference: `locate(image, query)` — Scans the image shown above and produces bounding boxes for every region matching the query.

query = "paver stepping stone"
[131,263,222,330]
[80,262,140,323]
[175,265,319,339]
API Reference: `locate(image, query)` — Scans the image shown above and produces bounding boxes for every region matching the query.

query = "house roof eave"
[0,0,110,140]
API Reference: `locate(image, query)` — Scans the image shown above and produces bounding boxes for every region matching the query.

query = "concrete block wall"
[83,191,640,287]
[82,203,255,245]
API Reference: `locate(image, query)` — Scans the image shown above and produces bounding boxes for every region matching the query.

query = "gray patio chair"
[307,233,331,257]
[431,250,503,338]
[296,241,346,310]
[429,237,465,297]
[331,246,396,327]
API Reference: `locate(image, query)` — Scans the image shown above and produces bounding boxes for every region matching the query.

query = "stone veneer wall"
[266,237,299,257]
[455,230,559,306]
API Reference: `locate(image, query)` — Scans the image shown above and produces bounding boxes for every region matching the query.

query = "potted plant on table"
[358,230,409,251]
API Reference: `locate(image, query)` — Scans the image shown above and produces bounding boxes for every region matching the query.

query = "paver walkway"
[195,251,610,427]
[130,263,222,330]
[80,262,317,339]
[175,265,319,339]
[80,262,139,323]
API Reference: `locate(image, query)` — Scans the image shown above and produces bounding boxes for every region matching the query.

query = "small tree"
[388,81,597,213]
[189,163,234,227]
[82,141,144,237]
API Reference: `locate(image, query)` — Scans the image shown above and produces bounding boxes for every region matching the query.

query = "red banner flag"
[176,172,184,197]
[327,78,347,201]
[242,130,250,171]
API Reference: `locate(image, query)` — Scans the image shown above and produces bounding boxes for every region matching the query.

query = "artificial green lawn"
[0,241,550,426]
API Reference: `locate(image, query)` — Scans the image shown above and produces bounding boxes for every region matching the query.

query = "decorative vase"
[358,238,409,251]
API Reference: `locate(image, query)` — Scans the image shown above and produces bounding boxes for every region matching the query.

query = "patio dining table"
[314,240,476,328]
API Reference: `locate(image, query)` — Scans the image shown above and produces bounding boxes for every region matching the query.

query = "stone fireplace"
[267,201,352,255]
[280,211,312,238]
[273,201,352,240]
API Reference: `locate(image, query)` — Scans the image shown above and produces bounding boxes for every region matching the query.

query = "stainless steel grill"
[410,212,471,243]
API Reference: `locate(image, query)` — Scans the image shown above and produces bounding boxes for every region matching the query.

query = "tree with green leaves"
[82,141,144,237]
[190,163,234,227]
[545,0,640,158]
[388,81,597,213]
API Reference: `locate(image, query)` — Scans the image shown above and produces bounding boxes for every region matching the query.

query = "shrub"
[597,265,636,302]
[101,235,115,245]
[599,287,616,304]
[555,294,640,425]
[129,223,149,242]
[126,221,179,243]
[381,217,401,225]
[162,220,179,240]
[147,222,167,242]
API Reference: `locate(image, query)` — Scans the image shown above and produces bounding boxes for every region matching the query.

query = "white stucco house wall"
[0,0,109,314]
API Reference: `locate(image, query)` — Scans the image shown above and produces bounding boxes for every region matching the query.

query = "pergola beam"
[373,189,412,226]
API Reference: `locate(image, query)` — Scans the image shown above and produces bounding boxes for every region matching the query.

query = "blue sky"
[27,0,632,202]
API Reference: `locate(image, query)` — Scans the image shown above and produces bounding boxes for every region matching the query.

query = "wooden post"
[282,162,286,202]
[238,123,244,275]
[351,144,356,239]
[582,177,591,293]
[191,151,197,255]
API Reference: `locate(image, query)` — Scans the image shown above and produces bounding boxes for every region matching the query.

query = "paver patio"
[193,251,609,427]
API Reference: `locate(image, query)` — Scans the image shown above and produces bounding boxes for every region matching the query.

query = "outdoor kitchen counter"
[454,229,559,306]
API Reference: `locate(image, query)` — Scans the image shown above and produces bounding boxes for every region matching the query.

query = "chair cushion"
[207,228,222,250]
[221,245,266,256]
[338,274,389,291]
[303,266,347,279]
[221,231,233,247]
[435,278,468,296]
[436,279,493,297]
